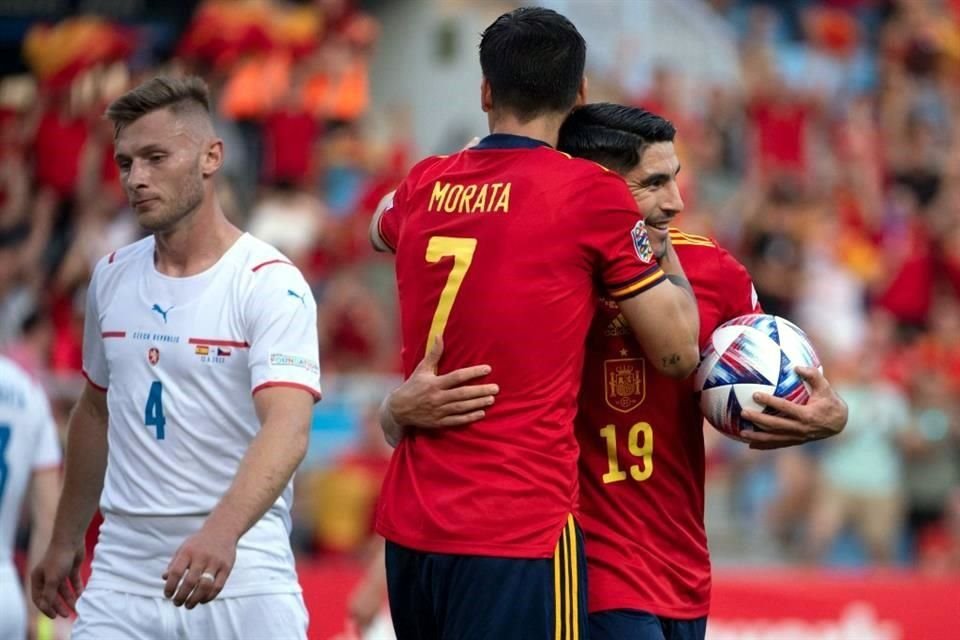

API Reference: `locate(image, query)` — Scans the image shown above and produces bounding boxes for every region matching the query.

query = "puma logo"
[151,304,173,323]
[287,290,307,307]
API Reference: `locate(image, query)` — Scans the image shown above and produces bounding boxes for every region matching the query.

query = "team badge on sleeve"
[631,220,654,264]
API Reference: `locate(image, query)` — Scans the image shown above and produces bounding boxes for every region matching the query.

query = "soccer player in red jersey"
[562,104,848,640]
[384,103,848,640]
[369,9,701,640]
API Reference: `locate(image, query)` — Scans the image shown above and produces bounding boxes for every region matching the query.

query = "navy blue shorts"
[385,516,587,640]
[590,610,707,640]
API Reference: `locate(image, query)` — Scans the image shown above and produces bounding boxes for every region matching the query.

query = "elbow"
[653,343,701,379]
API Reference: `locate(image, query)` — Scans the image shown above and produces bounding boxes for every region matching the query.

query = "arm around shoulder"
[581,174,701,378]
[617,281,700,378]
[617,238,700,377]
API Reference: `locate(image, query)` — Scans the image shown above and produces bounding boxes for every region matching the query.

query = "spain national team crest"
[147,347,160,366]
[631,220,654,264]
[604,358,646,412]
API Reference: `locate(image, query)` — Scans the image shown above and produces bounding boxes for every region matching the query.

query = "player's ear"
[201,138,224,178]
[480,77,493,113]
[575,76,588,107]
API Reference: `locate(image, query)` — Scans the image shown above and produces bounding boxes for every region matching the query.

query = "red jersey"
[375,134,666,558]
[576,229,760,618]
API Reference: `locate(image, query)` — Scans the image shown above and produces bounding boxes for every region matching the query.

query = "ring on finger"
[199,572,216,582]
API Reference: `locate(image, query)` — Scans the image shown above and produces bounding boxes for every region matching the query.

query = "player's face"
[622,141,683,242]
[114,108,206,232]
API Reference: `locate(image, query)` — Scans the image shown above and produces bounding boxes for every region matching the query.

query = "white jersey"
[0,355,61,565]
[0,356,61,640]
[82,233,321,597]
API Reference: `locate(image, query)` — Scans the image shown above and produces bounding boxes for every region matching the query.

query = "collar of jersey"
[471,133,551,150]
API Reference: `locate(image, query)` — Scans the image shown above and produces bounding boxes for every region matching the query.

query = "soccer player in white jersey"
[30,76,322,639]
[0,356,61,640]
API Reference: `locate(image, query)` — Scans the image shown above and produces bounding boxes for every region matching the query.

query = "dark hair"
[479,7,586,122]
[558,103,676,174]
[105,76,211,136]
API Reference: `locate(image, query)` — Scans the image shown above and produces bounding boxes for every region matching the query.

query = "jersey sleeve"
[81,262,109,390]
[245,264,322,401]
[716,247,762,316]
[574,171,666,301]
[375,180,409,253]
[29,382,62,470]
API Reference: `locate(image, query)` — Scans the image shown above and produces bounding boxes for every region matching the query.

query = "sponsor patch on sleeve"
[631,220,654,264]
[269,353,320,375]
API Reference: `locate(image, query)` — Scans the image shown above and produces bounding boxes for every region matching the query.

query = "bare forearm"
[29,470,60,567]
[51,402,107,547]
[654,286,699,374]
[28,469,60,623]
[362,536,387,591]
[619,251,701,378]
[657,241,699,344]
[663,281,699,349]
[203,421,308,541]
[28,528,48,580]
[27,524,51,621]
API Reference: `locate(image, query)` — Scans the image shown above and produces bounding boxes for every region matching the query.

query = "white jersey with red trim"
[81,233,321,597]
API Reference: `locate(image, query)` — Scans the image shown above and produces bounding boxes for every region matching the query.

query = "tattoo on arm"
[661,353,681,368]
[666,274,694,296]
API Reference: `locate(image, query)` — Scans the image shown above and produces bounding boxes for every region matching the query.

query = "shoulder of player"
[243,235,304,278]
[409,148,614,185]
[403,154,453,184]
[99,236,153,267]
[0,355,41,407]
[547,155,635,209]
[385,154,459,200]
[671,228,756,317]
[0,355,25,383]
[669,228,750,277]
[543,150,623,181]
[241,235,312,305]
[412,153,450,170]
[668,227,718,250]
[91,236,154,285]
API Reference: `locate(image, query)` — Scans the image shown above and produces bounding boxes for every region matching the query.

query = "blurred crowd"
[648,0,960,572]
[1,0,958,575]
[0,0,400,577]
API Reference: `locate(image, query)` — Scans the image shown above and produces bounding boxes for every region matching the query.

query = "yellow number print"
[600,424,627,483]
[600,422,654,484]
[425,236,478,347]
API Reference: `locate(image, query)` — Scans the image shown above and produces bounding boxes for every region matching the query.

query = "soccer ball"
[694,314,821,440]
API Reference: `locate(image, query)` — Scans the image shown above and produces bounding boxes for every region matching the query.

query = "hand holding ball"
[694,314,821,440]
